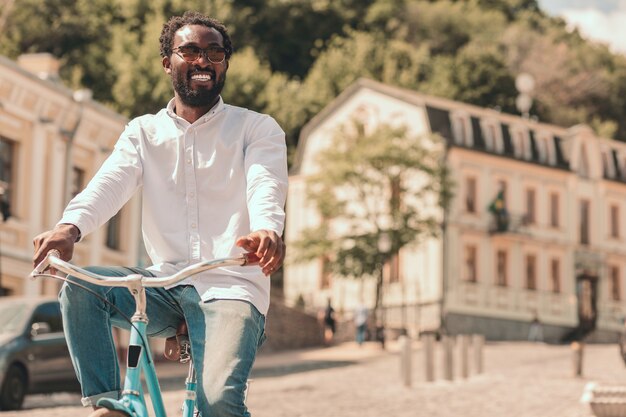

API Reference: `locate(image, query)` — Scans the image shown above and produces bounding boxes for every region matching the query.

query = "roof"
[290,78,572,176]
[0,54,127,124]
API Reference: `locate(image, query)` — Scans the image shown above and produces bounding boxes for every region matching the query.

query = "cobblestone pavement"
[2,341,625,417]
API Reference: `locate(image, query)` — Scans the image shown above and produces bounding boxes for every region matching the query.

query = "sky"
[538,0,626,54]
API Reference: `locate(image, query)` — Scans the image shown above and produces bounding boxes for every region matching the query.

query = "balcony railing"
[488,212,530,234]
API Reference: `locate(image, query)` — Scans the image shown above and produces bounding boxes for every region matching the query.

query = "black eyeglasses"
[173,45,227,64]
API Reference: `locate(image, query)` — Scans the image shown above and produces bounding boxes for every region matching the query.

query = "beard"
[172,67,226,107]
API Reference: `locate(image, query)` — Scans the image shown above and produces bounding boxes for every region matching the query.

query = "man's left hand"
[236,230,285,276]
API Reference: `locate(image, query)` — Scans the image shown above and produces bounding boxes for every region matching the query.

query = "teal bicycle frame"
[31,250,254,417]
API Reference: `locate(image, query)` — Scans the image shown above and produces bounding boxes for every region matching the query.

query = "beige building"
[285,78,626,342]
[0,53,142,297]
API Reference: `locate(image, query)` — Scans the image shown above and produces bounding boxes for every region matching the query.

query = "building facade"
[0,53,142,297]
[285,78,626,342]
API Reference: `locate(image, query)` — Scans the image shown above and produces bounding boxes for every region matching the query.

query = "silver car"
[0,297,79,410]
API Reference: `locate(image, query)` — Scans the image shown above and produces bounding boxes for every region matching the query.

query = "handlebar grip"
[30,249,62,279]
[242,252,261,266]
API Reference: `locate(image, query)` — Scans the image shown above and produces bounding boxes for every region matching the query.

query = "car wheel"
[0,364,27,410]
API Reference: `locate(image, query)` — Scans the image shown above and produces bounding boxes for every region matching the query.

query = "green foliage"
[404,1,508,55]
[0,0,120,103]
[3,0,626,142]
[301,30,431,118]
[221,47,274,111]
[206,0,378,78]
[423,45,518,113]
[109,7,172,116]
[294,120,451,281]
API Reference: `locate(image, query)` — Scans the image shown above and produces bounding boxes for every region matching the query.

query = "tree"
[298,31,431,136]
[293,120,451,328]
[0,0,121,103]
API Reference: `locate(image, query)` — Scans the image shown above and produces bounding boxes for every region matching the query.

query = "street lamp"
[515,72,535,119]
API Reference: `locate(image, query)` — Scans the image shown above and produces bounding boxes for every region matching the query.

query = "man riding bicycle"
[32,11,287,417]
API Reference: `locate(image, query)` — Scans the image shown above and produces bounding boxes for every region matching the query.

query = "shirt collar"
[165,96,225,123]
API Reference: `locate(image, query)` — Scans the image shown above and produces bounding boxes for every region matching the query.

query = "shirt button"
[187,158,192,164]
[190,192,195,198]
[191,223,197,228]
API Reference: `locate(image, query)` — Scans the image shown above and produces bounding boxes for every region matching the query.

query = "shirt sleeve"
[58,121,144,239]
[244,115,288,235]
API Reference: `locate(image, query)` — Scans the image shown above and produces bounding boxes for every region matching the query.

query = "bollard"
[459,334,469,379]
[399,335,412,387]
[442,335,454,381]
[572,341,584,377]
[472,334,484,374]
[424,333,435,382]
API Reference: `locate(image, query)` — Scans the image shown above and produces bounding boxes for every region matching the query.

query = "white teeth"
[191,73,212,81]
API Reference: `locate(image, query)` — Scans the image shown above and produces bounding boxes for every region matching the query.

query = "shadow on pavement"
[156,360,357,391]
[251,360,357,378]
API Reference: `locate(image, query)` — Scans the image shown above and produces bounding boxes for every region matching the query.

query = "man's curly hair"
[159,11,233,59]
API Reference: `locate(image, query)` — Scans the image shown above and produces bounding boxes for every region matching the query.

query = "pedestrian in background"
[528,312,544,342]
[323,299,336,345]
[354,303,368,346]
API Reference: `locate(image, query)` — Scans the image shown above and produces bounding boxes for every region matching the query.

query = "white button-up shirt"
[60,98,288,314]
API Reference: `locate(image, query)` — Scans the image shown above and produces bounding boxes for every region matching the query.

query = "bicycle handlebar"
[30,250,257,288]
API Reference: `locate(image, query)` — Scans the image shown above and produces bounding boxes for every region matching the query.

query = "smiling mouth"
[190,72,213,82]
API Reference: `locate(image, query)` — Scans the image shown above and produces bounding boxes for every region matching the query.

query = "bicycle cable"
[36,273,154,366]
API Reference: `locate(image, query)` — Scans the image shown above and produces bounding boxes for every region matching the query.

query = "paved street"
[2,341,624,417]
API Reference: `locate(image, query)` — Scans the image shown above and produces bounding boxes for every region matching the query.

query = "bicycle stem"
[126,275,149,323]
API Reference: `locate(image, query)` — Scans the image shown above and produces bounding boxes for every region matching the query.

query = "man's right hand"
[32,224,80,268]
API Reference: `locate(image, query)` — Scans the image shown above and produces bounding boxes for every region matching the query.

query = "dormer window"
[534,133,552,164]
[482,120,502,153]
[511,127,527,159]
[601,150,614,178]
[452,112,472,146]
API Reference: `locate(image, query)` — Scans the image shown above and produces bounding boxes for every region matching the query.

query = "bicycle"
[31,249,257,417]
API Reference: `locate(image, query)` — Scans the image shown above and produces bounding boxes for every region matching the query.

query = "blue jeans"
[59,266,266,417]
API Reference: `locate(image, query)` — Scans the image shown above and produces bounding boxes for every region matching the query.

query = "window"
[520,132,533,159]
[549,192,559,228]
[580,200,590,245]
[513,130,525,159]
[483,122,499,151]
[537,137,550,164]
[525,254,537,290]
[106,210,122,250]
[496,250,507,286]
[452,114,470,146]
[610,265,621,301]
[550,258,561,293]
[525,188,536,224]
[465,177,477,213]
[0,137,16,214]
[610,204,620,239]
[30,302,64,334]
[465,245,477,283]
[70,167,85,199]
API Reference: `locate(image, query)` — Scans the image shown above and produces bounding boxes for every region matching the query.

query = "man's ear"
[162,56,172,74]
